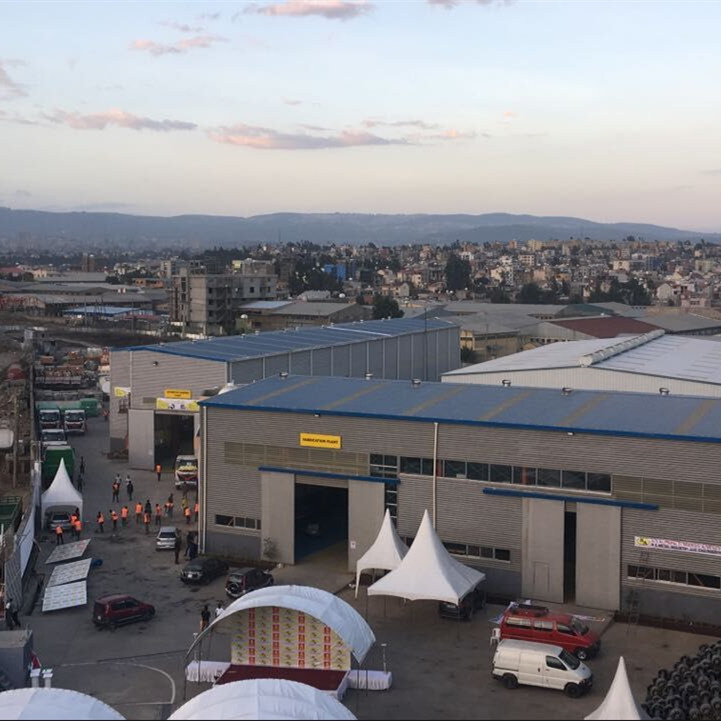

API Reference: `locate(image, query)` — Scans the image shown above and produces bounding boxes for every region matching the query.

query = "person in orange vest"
[155,463,162,482]
[154,504,162,527]
[121,506,129,527]
[165,494,174,518]
[184,505,192,525]
[143,511,151,535]
[194,500,199,522]
[135,501,143,525]
[96,511,105,534]
[110,509,119,531]
[74,518,82,540]
[55,524,64,545]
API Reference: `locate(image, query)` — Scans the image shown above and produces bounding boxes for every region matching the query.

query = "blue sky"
[1,0,720,230]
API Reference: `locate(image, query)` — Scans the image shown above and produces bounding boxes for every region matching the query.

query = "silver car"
[156,526,177,551]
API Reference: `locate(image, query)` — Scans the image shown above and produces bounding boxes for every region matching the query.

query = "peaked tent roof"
[355,510,408,597]
[585,657,649,720]
[169,679,356,721]
[367,510,485,606]
[187,585,375,664]
[0,688,124,720]
[41,459,82,518]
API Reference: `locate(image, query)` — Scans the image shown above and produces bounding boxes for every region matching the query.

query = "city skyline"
[1,0,721,230]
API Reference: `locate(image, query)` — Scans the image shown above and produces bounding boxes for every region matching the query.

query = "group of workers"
[54,508,83,544]
[95,495,199,534]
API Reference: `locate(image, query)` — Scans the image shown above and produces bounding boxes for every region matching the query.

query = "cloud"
[208,122,408,150]
[428,0,513,7]
[46,108,197,132]
[503,110,516,118]
[199,11,221,20]
[282,97,304,106]
[363,118,441,130]
[246,1,374,21]
[0,61,26,99]
[14,189,32,198]
[130,34,228,56]
[159,20,207,33]
[701,169,721,176]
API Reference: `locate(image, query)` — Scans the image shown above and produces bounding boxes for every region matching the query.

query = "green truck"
[42,445,75,485]
[35,398,100,418]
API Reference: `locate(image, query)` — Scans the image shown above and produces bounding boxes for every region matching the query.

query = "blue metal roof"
[202,375,721,443]
[125,317,456,363]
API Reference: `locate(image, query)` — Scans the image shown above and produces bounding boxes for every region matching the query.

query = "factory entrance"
[294,481,349,563]
[154,412,196,469]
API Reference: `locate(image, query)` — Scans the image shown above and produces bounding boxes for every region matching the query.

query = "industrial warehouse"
[109,317,459,469]
[198,375,721,625]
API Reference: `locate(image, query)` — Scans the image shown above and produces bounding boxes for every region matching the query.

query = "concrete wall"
[521,498,564,603]
[261,471,295,564]
[348,480,385,572]
[128,408,155,470]
[576,504,621,610]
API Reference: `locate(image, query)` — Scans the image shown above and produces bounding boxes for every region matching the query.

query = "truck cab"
[41,428,67,450]
[174,455,199,489]
[64,409,87,434]
[39,409,61,430]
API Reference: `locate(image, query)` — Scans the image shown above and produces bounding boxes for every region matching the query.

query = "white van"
[492,639,593,698]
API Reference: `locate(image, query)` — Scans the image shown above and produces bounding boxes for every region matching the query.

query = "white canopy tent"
[367,510,485,606]
[41,459,82,519]
[0,688,124,720]
[169,679,356,721]
[187,585,376,665]
[355,510,408,597]
[585,657,650,720]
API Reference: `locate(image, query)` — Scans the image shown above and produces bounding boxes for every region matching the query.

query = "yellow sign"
[164,388,192,400]
[300,433,342,450]
[113,387,130,398]
[157,398,199,412]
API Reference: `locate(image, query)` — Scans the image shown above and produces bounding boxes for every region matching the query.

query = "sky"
[1,0,721,230]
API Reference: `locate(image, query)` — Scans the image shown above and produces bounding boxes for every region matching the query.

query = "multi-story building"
[170,260,278,336]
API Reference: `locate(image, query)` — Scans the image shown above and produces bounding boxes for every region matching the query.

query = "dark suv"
[226,568,274,599]
[93,595,155,629]
[181,557,229,585]
[438,585,486,621]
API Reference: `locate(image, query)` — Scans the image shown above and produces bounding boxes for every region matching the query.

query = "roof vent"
[411,378,422,387]
[279,372,289,379]
[365,373,373,380]
[502,379,512,387]
[561,387,573,396]
[659,387,670,396]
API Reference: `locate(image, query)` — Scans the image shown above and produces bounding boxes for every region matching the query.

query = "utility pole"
[12,393,18,489]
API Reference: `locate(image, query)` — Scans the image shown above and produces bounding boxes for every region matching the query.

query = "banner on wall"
[113,387,130,398]
[635,536,721,557]
[164,388,192,399]
[156,397,199,413]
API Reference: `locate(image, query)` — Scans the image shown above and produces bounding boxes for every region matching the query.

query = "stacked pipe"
[643,640,721,720]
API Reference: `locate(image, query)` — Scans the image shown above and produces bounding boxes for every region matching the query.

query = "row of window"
[443,541,511,563]
[370,454,612,494]
[628,565,721,590]
[215,515,262,531]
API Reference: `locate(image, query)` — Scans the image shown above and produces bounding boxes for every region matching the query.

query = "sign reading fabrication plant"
[635,536,721,557]
[164,388,192,400]
[299,433,342,450]
[156,398,199,413]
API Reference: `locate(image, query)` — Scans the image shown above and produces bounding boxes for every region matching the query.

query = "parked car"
[226,568,275,599]
[45,511,73,532]
[180,557,228,585]
[439,584,486,621]
[93,595,155,629]
[156,526,177,551]
[492,639,593,698]
[174,455,198,489]
[500,605,601,661]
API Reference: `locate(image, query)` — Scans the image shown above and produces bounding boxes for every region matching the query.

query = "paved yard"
[22,417,720,719]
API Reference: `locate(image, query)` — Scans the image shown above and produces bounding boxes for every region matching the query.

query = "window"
[494,548,511,562]
[370,454,398,479]
[562,470,586,490]
[513,467,537,485]
[587,473,611,493]
[467,462,489,481]
[490,465,512,484]
[557,624,575,636]
[443,541,468,556]
[216,515,260,530]
[400,457,421,474]
[537,469,561,487]
[480,547,493,559]
[445,542,510,562]
[506,617,532,628]
[534,620,554,631]
[627,565,721,591]
[216,514,234,527]
[443,460,467,478]
[546,656,566,671]
[385,484,398,524]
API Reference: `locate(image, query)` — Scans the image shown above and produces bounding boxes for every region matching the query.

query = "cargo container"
[42,445,75,484]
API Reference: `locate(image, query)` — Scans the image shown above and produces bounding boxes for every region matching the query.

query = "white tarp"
[367,510,485,606]
[189,585,375,664]
[169,679,356,721]
[48,558,92,587]
[585,657,650,720]
[0,688,124,720]
[41,459,83,519]
[46,539,90,565]
[355,510,408,597]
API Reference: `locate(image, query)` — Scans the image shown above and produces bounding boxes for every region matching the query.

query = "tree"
[460,347,477,364]
[445,254,471,291]
[372,295,404,319]
[518,282,543,304]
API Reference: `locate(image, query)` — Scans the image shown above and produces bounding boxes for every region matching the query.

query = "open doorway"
[564,509,577,602]
[154,413,195,468]
[294,483,348,563]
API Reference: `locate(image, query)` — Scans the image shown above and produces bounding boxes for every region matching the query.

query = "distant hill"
[0,207,718,249]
